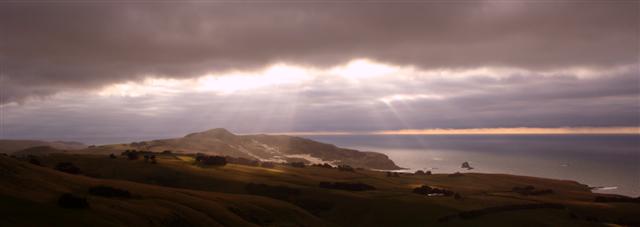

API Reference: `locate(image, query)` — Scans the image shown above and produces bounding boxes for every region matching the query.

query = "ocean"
[306,135,640,197]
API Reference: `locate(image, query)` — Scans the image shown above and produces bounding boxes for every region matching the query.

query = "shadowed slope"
[0,156,327,227]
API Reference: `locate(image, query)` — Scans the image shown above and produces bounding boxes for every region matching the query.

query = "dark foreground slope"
[3,153,639,226]
[0,156,325,227]
[93,128,401,170]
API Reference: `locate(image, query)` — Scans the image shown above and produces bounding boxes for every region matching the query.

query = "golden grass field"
[1,153,638,226]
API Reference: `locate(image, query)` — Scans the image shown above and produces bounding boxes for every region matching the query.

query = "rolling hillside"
[0,140,86,154]
[3,153,638,226]
[96,128,401,170]
[0,155,326,226]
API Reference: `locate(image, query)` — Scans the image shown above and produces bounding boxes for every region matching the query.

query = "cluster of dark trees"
[309,163,357,172]
[55,162,81,174]
[288,162,305,168]
[120,150,157,162]
[448,172,464,177]
[129,141,148,147]
[311,163,333,168]
[337,165,355,172]
[89,185,132,198]
[225,156,260,166]
[412,185,455,197]
[121,150,141,160]
[318,182,376,191]
[143,154,157,164]
[414,170,432,175]
[195,154,227,166]
[512,185,554,196]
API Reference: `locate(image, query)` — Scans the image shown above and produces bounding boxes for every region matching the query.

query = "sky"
[0,1,639,142]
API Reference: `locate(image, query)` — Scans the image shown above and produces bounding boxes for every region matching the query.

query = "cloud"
[1,59,637,141]
[1,1,638,103]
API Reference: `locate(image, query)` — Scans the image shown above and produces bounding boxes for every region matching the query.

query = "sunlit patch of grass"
[176,155,195,162]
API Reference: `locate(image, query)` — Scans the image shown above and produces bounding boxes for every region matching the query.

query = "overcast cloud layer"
[0,1,638,141]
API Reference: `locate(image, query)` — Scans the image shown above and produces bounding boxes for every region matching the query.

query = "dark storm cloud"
[1,1,638,103]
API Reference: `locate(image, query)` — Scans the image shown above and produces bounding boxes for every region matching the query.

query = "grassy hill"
[93,128,401,170]
[0,155,326,226]
[0,140,86,154]
[2,152,638,226]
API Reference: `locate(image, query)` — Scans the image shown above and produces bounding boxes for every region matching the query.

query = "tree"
[126,152,139,160]
[338,165,355,172]
[198,155,227,166]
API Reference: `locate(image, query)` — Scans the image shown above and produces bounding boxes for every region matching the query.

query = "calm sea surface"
[306,135,640,197]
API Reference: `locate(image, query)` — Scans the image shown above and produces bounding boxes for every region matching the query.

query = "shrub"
[121,150,140,160]
[512,186,554,196]
[58,193,89,209]
[162,150,172,154]
[89,186,132,198]
[55,162,81,174]
[338,165,355,172]
[109,154,117,159]
[226,157,260,166]
[318,182,376,191]
[415,170,425,175]
[198,155,227,166]
[412,185,454,196]
[127,152,139,160]
[311,163,333,168]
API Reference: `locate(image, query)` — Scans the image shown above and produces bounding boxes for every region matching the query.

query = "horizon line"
[262,127,640,136]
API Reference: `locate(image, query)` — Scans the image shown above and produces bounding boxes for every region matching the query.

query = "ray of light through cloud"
[1,57,639,139]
